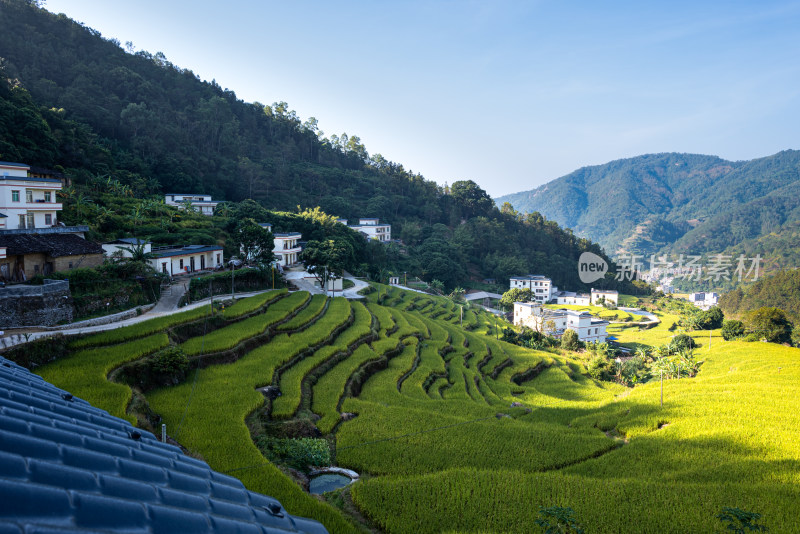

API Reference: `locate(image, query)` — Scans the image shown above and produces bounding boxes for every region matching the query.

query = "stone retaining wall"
[0,280,73,327]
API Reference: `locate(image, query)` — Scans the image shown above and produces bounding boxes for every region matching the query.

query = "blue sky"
[46,0,800,197]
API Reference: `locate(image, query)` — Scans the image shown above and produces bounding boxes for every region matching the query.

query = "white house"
[164,193,221,216]
[273,232,302,267]
[149,244,224,276]
[257,224,302,267]
[513,302,608,343]
[689,292,718,310]
[553,291,591,306]
[102,238,151,258]
[591,288,619,306]
[348,218,391,242]
[0,162,63,231]
[509,275,554,303]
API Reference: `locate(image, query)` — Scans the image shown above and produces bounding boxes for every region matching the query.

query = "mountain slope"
[497,151,800,267]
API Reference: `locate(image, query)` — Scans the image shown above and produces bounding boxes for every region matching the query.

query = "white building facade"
[0,162,63,231]
[149,245,224,276]
[590,289,619,306]
[513,302,608,343]
[509,275,554,303]
[689,292,718,310]
[273,232,302,267]
[164,194,220,216]
[348,218,391,242]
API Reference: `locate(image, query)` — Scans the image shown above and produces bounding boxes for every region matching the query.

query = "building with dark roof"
[0,233,103,281]
[0,355,327,533]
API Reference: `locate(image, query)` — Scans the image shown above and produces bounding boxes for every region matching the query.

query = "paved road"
[1,273,374,350]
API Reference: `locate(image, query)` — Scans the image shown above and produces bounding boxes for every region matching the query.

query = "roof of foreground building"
[0,355,327,534]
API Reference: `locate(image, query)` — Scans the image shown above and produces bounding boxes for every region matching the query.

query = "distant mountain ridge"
[497,151,800,272]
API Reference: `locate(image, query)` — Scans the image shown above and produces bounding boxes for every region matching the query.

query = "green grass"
[180,291,308,355]
[67,305,210,349]
[44,281,800,534]
[221,289,286,318]
[38,333,169,423]
[544,303,645,322]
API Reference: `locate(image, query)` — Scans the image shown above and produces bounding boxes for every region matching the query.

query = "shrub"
[149,346,189,375]
[722,320,745,341]
[561,329,581,351]
[257,436,331,472]
[535,506,584,534]
[670,333,696,352]
[587,355,609,380]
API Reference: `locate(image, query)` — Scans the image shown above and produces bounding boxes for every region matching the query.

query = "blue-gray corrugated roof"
[0,176,61,184]
[0,161,30,168]
[0,355,328,534]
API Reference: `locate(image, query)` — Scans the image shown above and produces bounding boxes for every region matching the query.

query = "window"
[18,215,25,229]
[216,253,220,264]
[45,214,52,225]
[68,262,73,269]
[44,191,52,202]
[179,259,184,269]
[11,190,20,202]
[25,190,33,203]
[27,213,34,229]
[34,265,39,274]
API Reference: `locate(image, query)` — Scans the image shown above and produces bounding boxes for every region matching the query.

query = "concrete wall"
[0,279,73,327]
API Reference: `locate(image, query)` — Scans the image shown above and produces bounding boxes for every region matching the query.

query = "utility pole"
[460,306,463,327]
[660,369,663,408]
[209,278,213,314]
[231,263,235,299]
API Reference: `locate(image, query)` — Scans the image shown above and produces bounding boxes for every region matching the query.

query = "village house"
[0,233,103,281]
[509,275,555,303]
[689,291,718,310]
[348,218,392,242]
[164,193,221,216]
[0,161,63,231]
[259,223,302,267]
[513,302,609,343]
[149,244,224,276]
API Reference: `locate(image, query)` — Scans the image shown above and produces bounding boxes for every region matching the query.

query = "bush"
[722,320,745,341]
[587,355,609,380]
[670,333,696,352]
[257,436,331,472]
[561,329,582,351]
[149,346,189,375]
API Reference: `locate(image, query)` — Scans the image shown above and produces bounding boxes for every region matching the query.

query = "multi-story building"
[513,302,608,343]
[164,193,221,216]
[591,288,619,306]
[509,275,554,303]
[348,218,391,242]
[149,244,224,276]
[258,224,302,267]
[0,162,63,231]
[689,292,718,310]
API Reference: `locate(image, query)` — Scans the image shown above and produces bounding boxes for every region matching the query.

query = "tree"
[234,218,274,265]
[743,307,793,344]
[500,288,534,309]
[120,242,154,263]
[561,329,581,351]
[721,320,745,341]
[301,238,352,295]
[670,333,696,352]
[698,306,724,329]
[450,180,495,218]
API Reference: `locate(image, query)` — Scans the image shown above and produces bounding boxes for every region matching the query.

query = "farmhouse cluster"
[510,274,619,343]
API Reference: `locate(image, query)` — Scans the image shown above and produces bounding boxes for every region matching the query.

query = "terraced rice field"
[29,286,800,533]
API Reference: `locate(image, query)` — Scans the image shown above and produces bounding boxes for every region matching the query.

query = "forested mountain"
[0,0,637,293]
[719,269,800,324]
[497,151,800,271]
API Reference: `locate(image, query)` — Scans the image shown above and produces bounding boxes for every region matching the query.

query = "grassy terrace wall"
[26,286,800,533]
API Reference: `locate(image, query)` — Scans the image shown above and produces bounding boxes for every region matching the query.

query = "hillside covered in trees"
[719,269,800,324]
[0,0,639,293]
[497,151,800,276]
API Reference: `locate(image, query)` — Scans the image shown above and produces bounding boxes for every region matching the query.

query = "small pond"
[309,473,352,494]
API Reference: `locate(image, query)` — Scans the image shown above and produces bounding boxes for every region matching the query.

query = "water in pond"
[309,474,351,494]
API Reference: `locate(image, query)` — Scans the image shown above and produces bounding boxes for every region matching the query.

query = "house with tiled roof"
[0,355,327,533]
[164,193,221,216]
[0,233,103,281]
